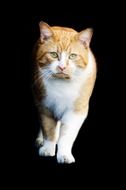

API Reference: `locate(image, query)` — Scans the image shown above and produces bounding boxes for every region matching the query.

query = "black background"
[6,1,126,186]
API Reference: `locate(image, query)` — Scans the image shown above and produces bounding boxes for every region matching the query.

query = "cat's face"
[35,21,93,80]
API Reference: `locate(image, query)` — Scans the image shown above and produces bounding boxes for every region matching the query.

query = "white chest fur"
[42,52,95,119]
[43,77,82,119]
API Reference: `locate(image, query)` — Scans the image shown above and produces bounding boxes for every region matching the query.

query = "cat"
[32,21,97,164]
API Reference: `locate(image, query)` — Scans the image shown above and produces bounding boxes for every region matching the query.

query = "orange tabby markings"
[32,21,97,163]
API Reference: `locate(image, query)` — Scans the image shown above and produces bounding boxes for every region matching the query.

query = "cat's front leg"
[39,116,60,157]
[57,111,88,164]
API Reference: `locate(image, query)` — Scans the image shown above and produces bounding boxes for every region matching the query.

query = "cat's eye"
[50,52,58,58]
[69,53,77,60]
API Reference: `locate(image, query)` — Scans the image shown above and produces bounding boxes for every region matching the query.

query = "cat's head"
[35,21,93,80]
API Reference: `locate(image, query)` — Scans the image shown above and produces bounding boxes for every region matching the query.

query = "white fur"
[39,51,95,163]
[42,51,94,120]
[39,139,56,156]
[59,52,67,68]
[57,111,88,163]
[43,74,82,119]
[55,120,61,141]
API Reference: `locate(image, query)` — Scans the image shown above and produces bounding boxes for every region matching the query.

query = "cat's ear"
[78,28,93,48]
[39,21,53,42]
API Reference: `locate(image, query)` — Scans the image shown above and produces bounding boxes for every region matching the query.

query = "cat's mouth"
[52,73,71,79]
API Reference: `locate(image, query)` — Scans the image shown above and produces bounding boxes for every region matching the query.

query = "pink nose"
[58,66,66,71]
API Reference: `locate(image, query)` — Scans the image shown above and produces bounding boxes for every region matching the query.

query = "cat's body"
[32,21,96,163]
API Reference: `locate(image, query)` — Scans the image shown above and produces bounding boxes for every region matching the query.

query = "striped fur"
[33,21,96,163]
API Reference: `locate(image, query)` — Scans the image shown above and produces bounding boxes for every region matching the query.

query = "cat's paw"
[39,146,55,156]
[35,137,43,147]
[57,153,75,164]
[39,140,56,157]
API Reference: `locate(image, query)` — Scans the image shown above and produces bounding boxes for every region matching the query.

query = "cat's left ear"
[78,28,93,48]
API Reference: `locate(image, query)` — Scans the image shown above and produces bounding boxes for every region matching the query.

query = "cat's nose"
[58,65,66,71]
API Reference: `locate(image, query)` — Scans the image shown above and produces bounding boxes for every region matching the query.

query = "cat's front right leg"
[39,139,56,156]
[38,115,60,157]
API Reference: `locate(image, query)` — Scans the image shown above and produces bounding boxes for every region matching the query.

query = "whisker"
[33,66,54,85]
[41,70,53,81]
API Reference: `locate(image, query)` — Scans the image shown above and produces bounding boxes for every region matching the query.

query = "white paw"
[39,140,56,157]
[57,153,75,164]
[35,138,43,147]
[39,146,55,156]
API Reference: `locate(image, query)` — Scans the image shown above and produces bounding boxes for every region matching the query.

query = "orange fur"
[32,21,97,162]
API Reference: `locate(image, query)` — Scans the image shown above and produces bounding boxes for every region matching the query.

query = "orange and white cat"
[32,21,96,163]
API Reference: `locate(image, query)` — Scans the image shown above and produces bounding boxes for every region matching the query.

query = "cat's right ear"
[39,21,53,42]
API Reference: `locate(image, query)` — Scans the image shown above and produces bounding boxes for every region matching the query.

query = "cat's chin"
[52,73,71,79]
